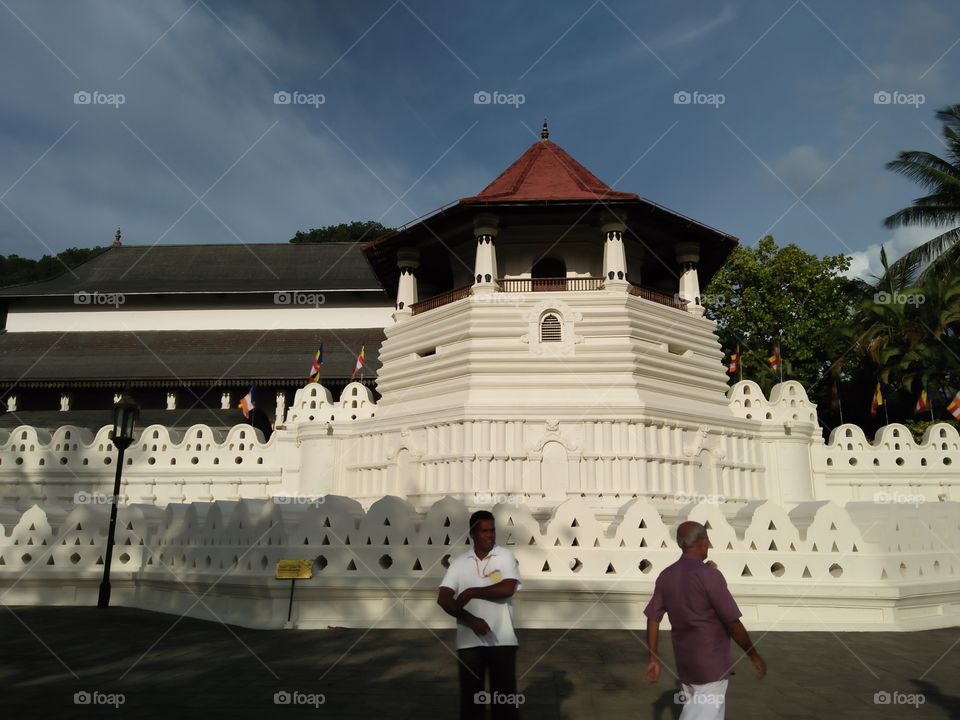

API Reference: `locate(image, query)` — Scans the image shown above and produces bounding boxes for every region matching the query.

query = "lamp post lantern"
[97,391,139,609]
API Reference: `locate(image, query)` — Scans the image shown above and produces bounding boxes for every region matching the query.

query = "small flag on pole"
[727,346,740,375]
[239,385,255,419]
[870,382,883,417]
[768,344,781,372]
[915,389,929,415]
[350,345,366,381]
[308,344,323,383]
[948,390,960,420]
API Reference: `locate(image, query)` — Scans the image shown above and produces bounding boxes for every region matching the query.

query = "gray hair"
[677,521,707,549]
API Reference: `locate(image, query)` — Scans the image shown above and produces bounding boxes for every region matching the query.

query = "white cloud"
[655,3,738,49]
[771,145,833,196]
[844,225,939,281]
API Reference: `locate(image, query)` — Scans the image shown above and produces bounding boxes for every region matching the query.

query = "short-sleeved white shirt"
[439,545,521,649]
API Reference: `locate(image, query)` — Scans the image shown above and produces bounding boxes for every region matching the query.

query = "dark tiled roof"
[0,330,382,383]
[0,243,385,297]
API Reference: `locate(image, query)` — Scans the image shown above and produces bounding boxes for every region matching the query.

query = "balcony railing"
[497,277,604,292]
[410,284,472,315]
[628,283,688,310]
[409,278,688,316]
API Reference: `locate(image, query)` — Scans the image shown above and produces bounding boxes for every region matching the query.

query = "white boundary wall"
[1,381,959,631]
[0,495,957,631]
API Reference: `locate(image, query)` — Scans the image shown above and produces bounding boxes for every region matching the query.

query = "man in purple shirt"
[644,521,766,719]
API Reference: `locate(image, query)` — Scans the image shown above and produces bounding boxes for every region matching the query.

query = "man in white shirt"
[438,510,522,719]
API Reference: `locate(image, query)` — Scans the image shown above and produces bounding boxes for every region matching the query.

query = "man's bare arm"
[727,620,767,679]
[457,579,518,604]
[437,587,490,636]
[645,618,661,682]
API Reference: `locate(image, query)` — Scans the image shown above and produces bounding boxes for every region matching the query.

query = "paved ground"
[0,606,957,718]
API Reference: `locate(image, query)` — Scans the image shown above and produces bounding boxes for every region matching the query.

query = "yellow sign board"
[275,559,313,580]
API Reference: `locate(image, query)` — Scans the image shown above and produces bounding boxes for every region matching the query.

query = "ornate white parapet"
[0,495,957,631]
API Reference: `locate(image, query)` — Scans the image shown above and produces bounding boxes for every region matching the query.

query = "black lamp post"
[97,391,139,609]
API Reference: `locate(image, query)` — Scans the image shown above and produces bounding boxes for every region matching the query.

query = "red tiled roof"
[460,139,639,204]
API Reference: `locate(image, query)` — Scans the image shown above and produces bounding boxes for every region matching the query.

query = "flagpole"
[837,382,844,425]
[779,333,783,383]
[882,384,889,425]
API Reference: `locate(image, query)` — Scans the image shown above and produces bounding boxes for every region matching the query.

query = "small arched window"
[540,313,562,343]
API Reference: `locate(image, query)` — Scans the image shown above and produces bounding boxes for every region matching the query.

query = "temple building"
[0,235,389,430]
[0,125,957,631]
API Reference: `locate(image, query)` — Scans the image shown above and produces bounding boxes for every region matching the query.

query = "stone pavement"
[0,606,957,718]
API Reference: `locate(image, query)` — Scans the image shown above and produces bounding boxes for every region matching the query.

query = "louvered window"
[540,313,562,342]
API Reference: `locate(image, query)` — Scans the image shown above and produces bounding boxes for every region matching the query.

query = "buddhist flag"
[308,344,323,383]
[870,383,883,417]
[915,389,929,415]
[948,390,960,420]
[350,345,366,381]
[727,346,740,375]
[239,385,255,419]
[768,344,781,372]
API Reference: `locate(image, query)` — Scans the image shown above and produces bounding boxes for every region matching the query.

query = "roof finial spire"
[113,227,122,248]
[540,118,549,140]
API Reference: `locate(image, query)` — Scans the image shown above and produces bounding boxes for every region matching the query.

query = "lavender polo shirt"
[643,554,743,685]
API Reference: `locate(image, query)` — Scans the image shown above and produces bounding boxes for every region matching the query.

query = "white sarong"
[676,678,728,719]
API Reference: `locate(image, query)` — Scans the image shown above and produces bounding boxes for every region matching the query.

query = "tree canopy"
[0,247,107,288]
[702,235,859,394]
[289,221,391,244]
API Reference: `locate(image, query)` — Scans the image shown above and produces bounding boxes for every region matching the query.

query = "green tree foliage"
[0,247,107,288]
[289,221,391,244]
[702,235,859,393]
[884,104,960,279]
[854,249,960,416]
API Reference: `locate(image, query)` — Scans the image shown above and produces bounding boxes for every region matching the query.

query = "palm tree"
[883,104,960,279]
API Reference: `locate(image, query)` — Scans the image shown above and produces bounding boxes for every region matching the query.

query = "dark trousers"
[458,645,520,720]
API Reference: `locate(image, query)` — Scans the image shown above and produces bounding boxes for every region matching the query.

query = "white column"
[472,214,499,293]
[675,240,702,314]
[601,212,629,290]
[393,248,420,321]
[275,391,286,425]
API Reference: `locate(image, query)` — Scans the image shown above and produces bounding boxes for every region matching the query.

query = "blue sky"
[1,0,958,279]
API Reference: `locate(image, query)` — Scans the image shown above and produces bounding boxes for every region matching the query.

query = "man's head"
[469,510,496,554]
[677,521,709,560]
